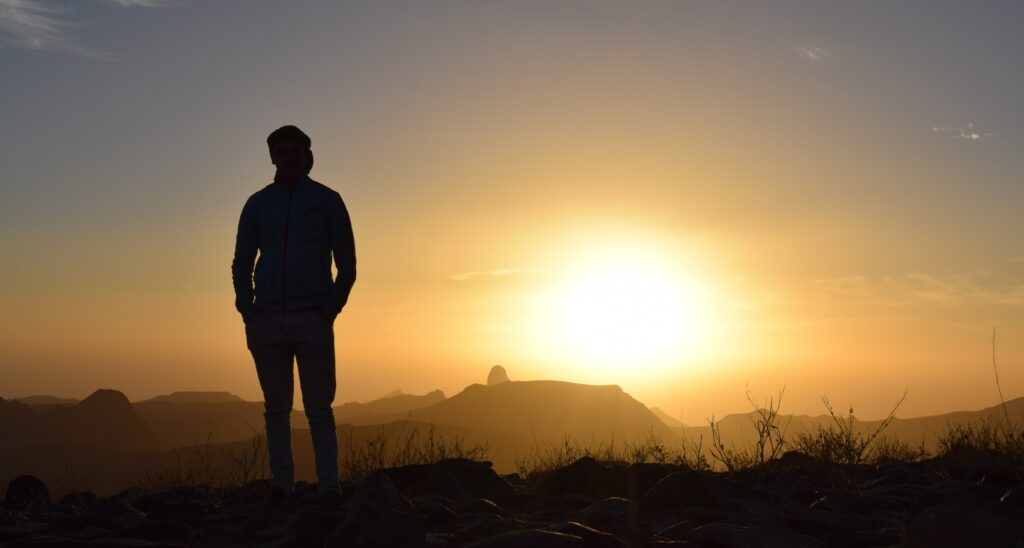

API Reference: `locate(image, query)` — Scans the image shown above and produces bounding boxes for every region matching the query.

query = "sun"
[535,243,715,376]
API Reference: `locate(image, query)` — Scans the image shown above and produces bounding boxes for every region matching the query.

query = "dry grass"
[339,422,489,481]
[709,387,789,474]
[513,429,710,478]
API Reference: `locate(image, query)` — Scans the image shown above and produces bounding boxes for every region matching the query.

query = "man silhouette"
[231,125,356,500]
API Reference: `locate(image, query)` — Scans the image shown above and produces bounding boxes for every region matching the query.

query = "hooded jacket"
[231,174,356,322]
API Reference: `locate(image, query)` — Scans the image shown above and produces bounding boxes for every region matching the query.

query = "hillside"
[140,391,246,404]
[676,395,1024,453]
[0,389,159,453]
[334,389,446,425]
[409,381,673,441]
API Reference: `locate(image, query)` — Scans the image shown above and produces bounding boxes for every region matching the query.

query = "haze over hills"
[679,395,1024,453]
[333,389,446,425]
[0,389,159,453]
[12,395,80,407]
[407,381,673,440]
[3,369,1024,495]
[140,391,246,404]
[650,406,685,428]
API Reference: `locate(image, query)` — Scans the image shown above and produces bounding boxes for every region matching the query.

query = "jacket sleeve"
[231,193,260,319]
[324,191,357,316]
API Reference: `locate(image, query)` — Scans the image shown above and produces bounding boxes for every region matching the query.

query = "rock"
[92,497,143,518]
[640,470,784,513]
[457,498,504,515]
[539,457,627,499]
[656,520,698,541]
[8,537,93,546]
[325,502,426,547]
[285,504,346,547]
[48,515,130,533]
[451,515,536,546]
[551,521,630,548]
[58,491,97,510]
[626,463,681,499]
[109,521,194,543]
[688,522,828,548]
[11,538,178,547]
[1000,483,1024,508]
[385,458,515,501]
[4,475,50,509]
[0,526,33,542]
[345,471,417,516]
[131,486,208,521]
[229,507,289,538]
[413,498,459,532]
[780,502,868,541]
[465,529,585,548]
[900,491,1023,548]
[808,491,878,516]
[487,366,510,385]
[574,497,649,547]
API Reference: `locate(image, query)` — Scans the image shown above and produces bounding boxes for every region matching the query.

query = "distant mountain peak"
[380,389,404,399]
[487,365,510,386]
[79,389,131,409]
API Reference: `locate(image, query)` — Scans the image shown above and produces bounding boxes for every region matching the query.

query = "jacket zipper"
[282,182,294,312]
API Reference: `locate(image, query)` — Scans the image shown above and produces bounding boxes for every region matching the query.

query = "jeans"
[245,307,339,494]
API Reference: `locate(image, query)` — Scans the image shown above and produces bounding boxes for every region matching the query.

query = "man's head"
[267,125,314,181]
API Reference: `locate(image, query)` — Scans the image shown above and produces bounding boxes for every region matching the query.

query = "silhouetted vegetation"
[339,422,489,480]
[708,387,789,474]
[513,429,710,478]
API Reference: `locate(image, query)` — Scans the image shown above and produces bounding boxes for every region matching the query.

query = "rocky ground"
[2,451,1023,547]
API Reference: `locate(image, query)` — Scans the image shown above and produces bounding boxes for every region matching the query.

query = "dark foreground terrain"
[2,451,1023,547]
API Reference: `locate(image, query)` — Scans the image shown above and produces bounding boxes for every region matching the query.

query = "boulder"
[286,504,346,547]
[345,471,416,516]
[688,522,827,548]
[539,457,627,499]
[465,529,584,548]
[552,521,630,548]
[108,521,194,543]
[325,502,426,548]
[4,475,50,510]
[900,491,1023,548]
[574,497,649,547]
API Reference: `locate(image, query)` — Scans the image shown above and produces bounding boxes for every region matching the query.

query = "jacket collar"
[274,173,310,187]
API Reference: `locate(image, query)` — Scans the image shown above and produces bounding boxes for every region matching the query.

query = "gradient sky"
[2,1,1023,424]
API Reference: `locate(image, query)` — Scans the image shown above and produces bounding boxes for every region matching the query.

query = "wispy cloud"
[931,122,993,141]
[450,268,537,282]
[818,270,1024,306]
[0,0,160,59]
[793,37,834,63]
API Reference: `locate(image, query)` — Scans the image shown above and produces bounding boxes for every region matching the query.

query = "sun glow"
[535,240,717,377]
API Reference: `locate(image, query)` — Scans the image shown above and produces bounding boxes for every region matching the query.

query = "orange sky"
[2,2,1023,424]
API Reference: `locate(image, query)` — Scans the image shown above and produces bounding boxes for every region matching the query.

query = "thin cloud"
[819,271,1024,306]
[793,37,834,63]
[450,268,537,282]
[931,122,993,141]
[0,0,160,59]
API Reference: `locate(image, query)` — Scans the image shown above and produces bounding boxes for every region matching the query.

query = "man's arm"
[231,194,260,321]
[321,191,357,322]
